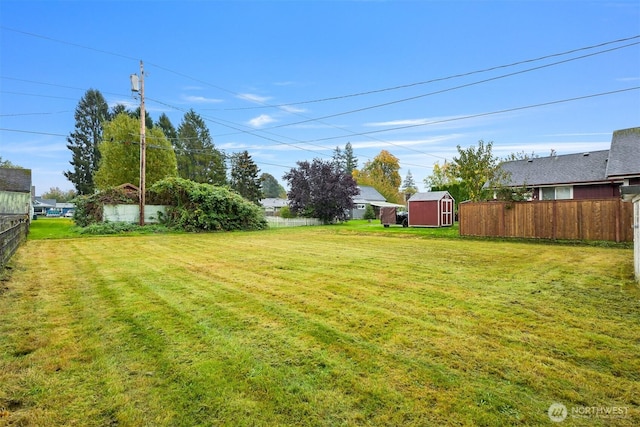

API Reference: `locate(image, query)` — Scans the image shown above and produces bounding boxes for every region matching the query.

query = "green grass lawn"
[27,217,80,240]
[2,222,639,426]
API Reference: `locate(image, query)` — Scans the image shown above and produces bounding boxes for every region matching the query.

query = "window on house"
[355,204,366,210]
[541,186,572,200]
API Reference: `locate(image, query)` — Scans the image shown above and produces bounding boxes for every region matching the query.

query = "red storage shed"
[408,191,455,227]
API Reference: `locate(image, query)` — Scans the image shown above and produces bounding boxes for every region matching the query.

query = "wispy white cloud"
[238,93,272,104]
[365,118,433,127]
[278,105,307,114]
[108,99,138,110]
[350,134,463,150]
[248,114,277,128]
[616,76,640,82]
[273,81,296,87]
[182,95,223,104]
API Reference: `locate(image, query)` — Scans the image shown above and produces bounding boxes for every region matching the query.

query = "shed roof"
[0,168,32,193]
[409,191,453,202]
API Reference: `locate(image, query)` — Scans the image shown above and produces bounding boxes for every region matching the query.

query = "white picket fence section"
[266,217,323,228]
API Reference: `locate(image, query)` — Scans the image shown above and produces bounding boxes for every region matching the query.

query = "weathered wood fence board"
[460,199,633,242]
[0,215,29,268]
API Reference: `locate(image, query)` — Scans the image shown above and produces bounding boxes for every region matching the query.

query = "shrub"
[149,177,267,232]
[279,205,296,219]
[363,204,376,221]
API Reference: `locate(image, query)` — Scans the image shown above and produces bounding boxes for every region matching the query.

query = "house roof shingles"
[605,127,640,178]
[499,150,610,187]
[353,185,386,203]
[0,168,32,193]
[495,127,639,187]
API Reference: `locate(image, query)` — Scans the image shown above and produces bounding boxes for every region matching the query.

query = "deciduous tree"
[64,89,109,194]
[283,158,359,223]
[41,187,77,202]
[353,150,402,204]
[452,140,506,202]
[0,157,20,168]
[94,114,177,190]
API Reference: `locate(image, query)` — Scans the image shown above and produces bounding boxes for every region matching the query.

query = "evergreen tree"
[175,109,226,185]
[156,113,177,142]
[401,170,419,197]
[332,146,344,170]
[64,89,109,194]
[260,173,286,198]
[343,142,358,174]
[230,151,262,204]
[331,142,358,175]
[110,104,129,119]
[131,107,154,129]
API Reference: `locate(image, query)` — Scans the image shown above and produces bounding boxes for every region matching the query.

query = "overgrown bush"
[73,187,138,227]
[150,177,267,232]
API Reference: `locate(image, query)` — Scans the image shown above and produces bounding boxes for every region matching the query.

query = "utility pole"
[131,61,146,226]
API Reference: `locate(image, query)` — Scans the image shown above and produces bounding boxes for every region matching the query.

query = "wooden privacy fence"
[0,215,30,268]
[459,199,633,242]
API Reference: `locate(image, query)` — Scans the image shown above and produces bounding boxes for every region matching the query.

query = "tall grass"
[1,226,638,426]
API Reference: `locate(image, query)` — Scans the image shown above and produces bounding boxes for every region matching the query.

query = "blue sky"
[1,0,639,194]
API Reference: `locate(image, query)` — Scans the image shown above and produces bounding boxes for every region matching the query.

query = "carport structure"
[374,202,407,227]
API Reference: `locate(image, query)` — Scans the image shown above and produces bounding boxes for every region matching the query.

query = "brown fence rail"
[459,199,633,242]
[1,215,30,268]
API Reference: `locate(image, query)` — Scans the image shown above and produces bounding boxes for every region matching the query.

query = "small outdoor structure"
[379,204,408,227]
[621,185,640,283]
[408,191,455,227]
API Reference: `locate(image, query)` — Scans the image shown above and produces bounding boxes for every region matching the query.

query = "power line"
[0,26,139,62]
[0,128,67,137]
[0,111,70,117]
[4,26,635,164]
[259,42,640,131]
[217,34,640,111]
[0,76,130,99]
[0,90,78,101]
[299,87,640,144]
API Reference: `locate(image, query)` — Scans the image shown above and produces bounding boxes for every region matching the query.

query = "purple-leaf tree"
[283,158,360,224]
